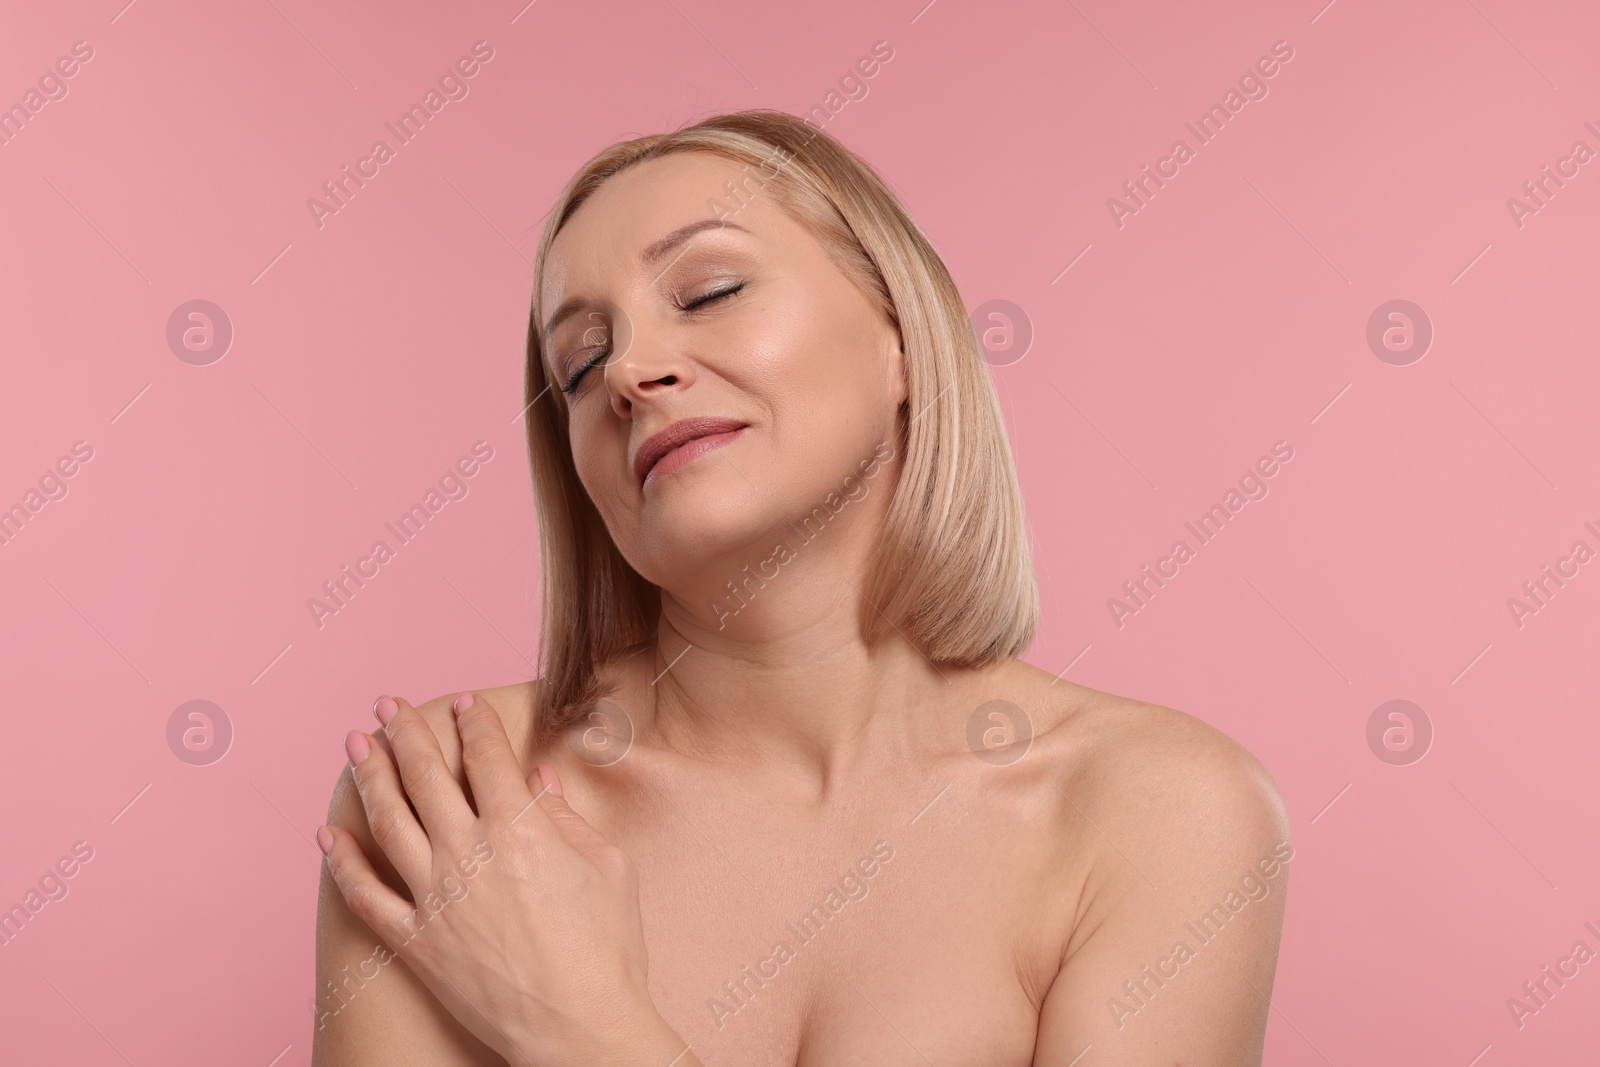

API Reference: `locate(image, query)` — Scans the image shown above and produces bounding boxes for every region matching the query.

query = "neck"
[625,447,988,797]
[643,610,962,802]
[640,517,971,799]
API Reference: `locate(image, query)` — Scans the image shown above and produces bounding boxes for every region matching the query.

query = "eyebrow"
[540,219,752,344]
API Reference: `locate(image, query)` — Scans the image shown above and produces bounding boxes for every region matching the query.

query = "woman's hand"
[317,692,687,1066]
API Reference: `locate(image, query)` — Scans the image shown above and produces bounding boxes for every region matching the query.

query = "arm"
[1031,713,1291,1066]
[312,691,708,1067]
[311,694,504,1065]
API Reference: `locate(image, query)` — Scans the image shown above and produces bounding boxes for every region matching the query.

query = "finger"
[345,729,432,889]
[376,696,474,835]
[366,729,424,825]
[529,762,615,861]
[451,691,532,820]
[318,822,420,949]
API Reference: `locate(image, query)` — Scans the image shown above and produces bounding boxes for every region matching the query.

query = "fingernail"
[539,762,563,797]
[453,691,475,717]
[316,826,334,855]
[345,730,371,766]
[374,696,399,726]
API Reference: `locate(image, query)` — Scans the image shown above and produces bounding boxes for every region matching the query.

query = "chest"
[598,788,1066,1067]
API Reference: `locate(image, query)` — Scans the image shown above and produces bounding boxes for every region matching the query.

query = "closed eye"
[680,282,745,311]
[561,282,747,396]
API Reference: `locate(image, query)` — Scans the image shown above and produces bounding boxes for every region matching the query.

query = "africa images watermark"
[706,840,896,1031]
[0,39,95,149]
[311,839,496,1030]
[1504,916,1600,1031]
[306,440,495,630]
[1107,39,1296,229]
[0,439,95,549]
[1107,440,1295,628]
[710,440,896,629]
[1504,518,1600,630]
[0,840,96,949]
[702,138,801,229]
[306,41,496,230]
[699,39,894,230]
[798,40,895,136]
[1105,840,1294,1029]
[1505,118,1600,231]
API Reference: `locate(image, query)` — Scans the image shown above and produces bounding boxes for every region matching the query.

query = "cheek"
[569,419,637,527]
[738,295,882,416]
[565,420,606,495]
[743,339,890,503]
[779,328,889,437]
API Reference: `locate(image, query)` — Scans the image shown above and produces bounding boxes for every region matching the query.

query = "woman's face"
[539,150,906,592]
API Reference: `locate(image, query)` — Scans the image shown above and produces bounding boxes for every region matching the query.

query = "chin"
[632,474,796,582]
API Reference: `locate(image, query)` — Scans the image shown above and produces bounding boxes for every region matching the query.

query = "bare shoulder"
[1005,662,1293,1064]
[1011,661,1290,856]
[324,680,543,840]
[312,679,543,1066]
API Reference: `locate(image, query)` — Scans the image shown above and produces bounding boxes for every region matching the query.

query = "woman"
[312,109,1290,1066]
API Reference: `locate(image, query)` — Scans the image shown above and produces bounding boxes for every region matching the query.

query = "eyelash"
[560,283,746,395]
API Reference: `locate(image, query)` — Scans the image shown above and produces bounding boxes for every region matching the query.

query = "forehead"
[539,151,792,310]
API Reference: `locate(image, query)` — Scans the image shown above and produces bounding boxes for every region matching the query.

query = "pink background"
[2,0,1597,1062]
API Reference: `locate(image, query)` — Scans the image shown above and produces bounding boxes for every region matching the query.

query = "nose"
[605,313,694,418]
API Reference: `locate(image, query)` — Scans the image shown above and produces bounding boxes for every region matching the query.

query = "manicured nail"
[374,696,399,726]
[539,762,563,797]
[316,826,334,855]
[345,730,371,766]
[453,692,475,717]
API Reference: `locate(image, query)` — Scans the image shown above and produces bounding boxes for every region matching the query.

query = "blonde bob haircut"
[523,108,1037,744]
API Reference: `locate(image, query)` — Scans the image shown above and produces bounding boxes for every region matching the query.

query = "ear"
[881,321,908,407]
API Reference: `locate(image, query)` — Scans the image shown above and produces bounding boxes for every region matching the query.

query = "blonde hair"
[523,108,1037,744]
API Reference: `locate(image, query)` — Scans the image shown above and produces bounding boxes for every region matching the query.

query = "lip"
[633,416,749,486]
